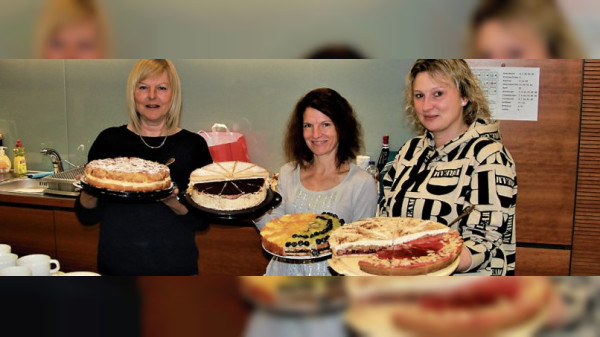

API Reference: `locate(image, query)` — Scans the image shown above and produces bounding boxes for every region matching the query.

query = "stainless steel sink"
[0,178,46,193]
[0,172,15,183]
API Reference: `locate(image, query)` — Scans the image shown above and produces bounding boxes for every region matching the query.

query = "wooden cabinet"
[516,247,571,276]
[54,210,99,272]
[0,199,269,275]
[0,205,56,257]
[0,203,99,273]
[195,223,269,276]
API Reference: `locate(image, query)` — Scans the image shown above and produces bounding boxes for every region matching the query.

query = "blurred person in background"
[541,276,600,336]
[35,0,111,58]
[467,0,584,58]
[379,59,517,276]
[75,59,212,275]
[255,88,378,276]
[305,44,366,59]
[242,277,348,337]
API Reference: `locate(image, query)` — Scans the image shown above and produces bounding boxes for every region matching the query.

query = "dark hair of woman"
[284,88,363,169]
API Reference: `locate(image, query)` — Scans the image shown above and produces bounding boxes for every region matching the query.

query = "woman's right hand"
[79,191,98,209]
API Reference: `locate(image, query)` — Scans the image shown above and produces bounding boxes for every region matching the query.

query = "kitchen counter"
[0,173,75,208]
[0,183,269,275]
[0,190,75,208]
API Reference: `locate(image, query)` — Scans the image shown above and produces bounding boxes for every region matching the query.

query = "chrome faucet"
[40,148,64,174]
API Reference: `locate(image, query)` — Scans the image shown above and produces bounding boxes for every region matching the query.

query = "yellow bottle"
[12,139,27,177]
[0,146,10,173]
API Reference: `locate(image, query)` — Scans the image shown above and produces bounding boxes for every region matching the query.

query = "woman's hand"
[79,191,99,209]
[160,187,188,215]
[77,174,99,209]
[456,246,472,272]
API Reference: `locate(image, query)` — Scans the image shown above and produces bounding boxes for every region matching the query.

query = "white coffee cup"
[16,254,60,276]
[356,155,370,170]
[0,244,11,256]
[0,253,18,270]
[0,265,32,276]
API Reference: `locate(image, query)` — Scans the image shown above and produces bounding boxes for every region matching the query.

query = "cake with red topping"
[328,217,462,275]
[345,277,553,337]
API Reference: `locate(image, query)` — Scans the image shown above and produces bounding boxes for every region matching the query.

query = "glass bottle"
[376,135,390,173]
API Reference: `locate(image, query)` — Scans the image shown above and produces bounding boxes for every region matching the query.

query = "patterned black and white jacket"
[379,119,517,276]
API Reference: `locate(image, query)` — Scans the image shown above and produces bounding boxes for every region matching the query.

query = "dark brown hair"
[284,88,363,168]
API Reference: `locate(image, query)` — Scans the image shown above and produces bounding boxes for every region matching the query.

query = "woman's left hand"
[456,246,472,272]
[159,187,189,215]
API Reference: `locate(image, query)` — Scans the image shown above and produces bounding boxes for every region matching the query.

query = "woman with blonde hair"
[35,0,111,58]
[379,59,517,276]
[76,59,212,275]
[467,0,584,58]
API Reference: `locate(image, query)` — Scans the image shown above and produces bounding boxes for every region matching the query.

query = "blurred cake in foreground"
[240,276,346,314]
[345,276,553,337]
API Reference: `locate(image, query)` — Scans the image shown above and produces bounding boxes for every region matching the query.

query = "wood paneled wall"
[467,60,583,275]
[571,60,600,275]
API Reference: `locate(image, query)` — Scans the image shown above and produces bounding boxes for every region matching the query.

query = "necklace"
[139,132,168,149]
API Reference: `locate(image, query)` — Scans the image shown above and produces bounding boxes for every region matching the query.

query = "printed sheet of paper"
[471,67,540,121]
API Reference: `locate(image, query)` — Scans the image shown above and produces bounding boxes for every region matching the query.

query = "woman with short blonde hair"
[75,59,212,275]
[35,0,111,58]
[126,59,182,134]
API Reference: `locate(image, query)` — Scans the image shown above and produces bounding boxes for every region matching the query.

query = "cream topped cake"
[187,161,270,211]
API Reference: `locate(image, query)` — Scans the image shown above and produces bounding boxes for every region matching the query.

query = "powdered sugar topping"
[87,157,169,175]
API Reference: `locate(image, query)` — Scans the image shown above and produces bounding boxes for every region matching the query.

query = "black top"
[2,278,141,337]
[74,125,212,275]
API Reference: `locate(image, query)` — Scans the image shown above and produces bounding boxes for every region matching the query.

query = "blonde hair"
[34,0,111,58]
[126,59,182,134]
[467,0,584,58]
[405,59,491,134]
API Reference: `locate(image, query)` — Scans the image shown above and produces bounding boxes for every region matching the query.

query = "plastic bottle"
[376,135,390,173]
[0,146,10,173]
[12,139,27,177]
[366,160,379,181]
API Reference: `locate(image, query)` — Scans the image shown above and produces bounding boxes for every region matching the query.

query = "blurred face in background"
[43,19,104,58]
[134,71,173,126]
[473,18,550,59]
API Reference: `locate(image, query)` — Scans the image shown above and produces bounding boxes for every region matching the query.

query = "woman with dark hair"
[255,88,377,276]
